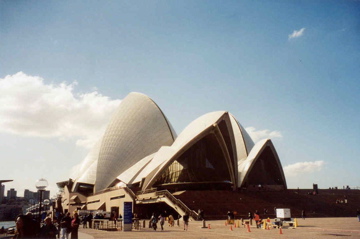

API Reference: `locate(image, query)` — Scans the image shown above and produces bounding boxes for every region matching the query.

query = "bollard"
[279,227,283,234]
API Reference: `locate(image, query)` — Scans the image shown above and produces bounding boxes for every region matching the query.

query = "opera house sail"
[58,92,286,217]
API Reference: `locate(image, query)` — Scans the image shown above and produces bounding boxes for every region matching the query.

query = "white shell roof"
[172,111,226,149]
[71,140,102,191]
[141,111,241,190]
[116,153,155,184]
[229,114,254,161]
[238,138,269,184]
[74,160,98,186]
[95,92,176,192]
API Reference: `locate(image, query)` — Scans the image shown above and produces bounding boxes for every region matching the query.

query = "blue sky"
[0,0,359,196]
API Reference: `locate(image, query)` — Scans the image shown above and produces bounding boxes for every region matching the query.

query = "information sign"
[123,202,133,224]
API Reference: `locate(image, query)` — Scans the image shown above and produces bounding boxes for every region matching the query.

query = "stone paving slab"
[79,217,360,239]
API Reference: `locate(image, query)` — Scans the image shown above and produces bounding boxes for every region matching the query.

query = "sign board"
[276,208,291,219]
[123,201,133,231]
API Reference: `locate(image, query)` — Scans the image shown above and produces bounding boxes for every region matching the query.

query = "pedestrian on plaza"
[60,212,71,239]
[150,213,157,231]
[81,214,87,228]
[25,212,40,238]
[168,214,175,227]
[183,213,189,231]
[70,212,80,239]
[357,209,360,222]
[254,211,261,228]
[177,214,182,227]
[87,213,93,229]
[248,211,253,225]
[39,217,58,239]
[14,214,27,238]
[302,209,306,220]
[227,211,234,224]
[158,213,165,231]
[111,211,118,227]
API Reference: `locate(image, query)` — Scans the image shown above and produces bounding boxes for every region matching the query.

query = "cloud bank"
[284,161,325,177]
[288,27,306,39]
[0,72,121,148]
[245,126,282,143]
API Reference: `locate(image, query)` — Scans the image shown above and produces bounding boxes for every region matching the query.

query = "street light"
[35,178,48,222]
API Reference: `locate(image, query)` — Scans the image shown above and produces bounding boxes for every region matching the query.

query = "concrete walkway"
[79,217,360,239]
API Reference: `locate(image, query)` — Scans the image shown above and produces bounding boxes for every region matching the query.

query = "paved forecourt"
[79,217,360,239]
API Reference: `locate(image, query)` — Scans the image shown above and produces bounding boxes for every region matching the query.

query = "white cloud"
[245,126,282,143]
[284,161,325,177]
[288,27,306,39]
[0,72,121,149]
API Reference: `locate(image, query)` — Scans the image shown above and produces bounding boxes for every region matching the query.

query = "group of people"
[58,212,80,239]
[149,211,189,231]
[14,212,61,239]
[80,213,93,229]
[13,211,82,239]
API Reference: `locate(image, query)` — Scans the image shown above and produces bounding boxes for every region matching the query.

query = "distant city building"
[24,189,32,200]
[0,180,13,204]
[23,189,50,202]
[7,188,17,200]
[0,185,4,203]
[43,190,50,200]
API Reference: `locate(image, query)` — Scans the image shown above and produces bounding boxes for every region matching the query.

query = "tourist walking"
[302,209,306,220]
[183,213,189,231]
[158,213,165,231]
[254,211,261,228]
[14,215,28,238]
[70,212,80,239]
[87,213,93,229]
[357,209,360,222]
[81,214,87,228]
[168,214,174,227]
[248,211,253,225]
[39,217,58,239]
[60,213,71,239]
[150,213,157,231]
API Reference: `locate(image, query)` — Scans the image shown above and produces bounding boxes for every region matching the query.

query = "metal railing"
[155,190,198,220]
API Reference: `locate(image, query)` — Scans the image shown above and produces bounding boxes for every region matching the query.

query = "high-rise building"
[0,185,4,203]
[0,180,13,203]
[24,189,34,200]
[7,188,17,200]
[43,190,50,200]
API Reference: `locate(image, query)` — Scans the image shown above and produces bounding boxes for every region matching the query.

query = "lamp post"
[35,178,48,222]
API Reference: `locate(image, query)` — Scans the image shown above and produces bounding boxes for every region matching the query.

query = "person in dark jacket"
[39,217,58,239]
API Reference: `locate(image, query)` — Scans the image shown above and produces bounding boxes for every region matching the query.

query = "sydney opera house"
[57,92,287,219]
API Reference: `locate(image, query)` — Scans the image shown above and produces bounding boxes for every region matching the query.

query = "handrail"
[155,190,199,220]
[137,188,157,195]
